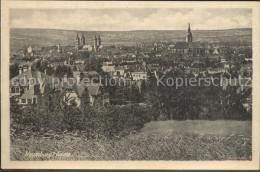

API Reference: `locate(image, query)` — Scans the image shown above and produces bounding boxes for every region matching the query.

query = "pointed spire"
[76,32,79,39]
[188,22,191,31]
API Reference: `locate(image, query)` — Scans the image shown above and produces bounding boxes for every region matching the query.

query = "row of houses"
[10,67,110,110]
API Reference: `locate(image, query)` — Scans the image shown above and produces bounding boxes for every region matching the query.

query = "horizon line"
[10,27,252,32]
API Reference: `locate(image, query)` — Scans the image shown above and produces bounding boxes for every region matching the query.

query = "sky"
[10,8,252,31]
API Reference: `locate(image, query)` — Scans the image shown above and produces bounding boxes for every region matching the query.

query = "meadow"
[11,120,252,161]
[141,120,252,137]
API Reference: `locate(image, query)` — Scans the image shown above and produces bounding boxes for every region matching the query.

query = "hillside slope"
[10,28,252,51]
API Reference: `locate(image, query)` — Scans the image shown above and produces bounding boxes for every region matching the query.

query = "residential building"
[10,69,60,110]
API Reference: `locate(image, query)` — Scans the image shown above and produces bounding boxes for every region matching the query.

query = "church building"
[186,22,192,43]
[173,23,206,56]
[75,33,102,52]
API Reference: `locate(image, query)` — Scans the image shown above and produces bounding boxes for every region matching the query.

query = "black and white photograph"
[1,0,260,170]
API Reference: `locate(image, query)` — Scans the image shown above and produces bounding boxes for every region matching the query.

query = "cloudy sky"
[10,8,252,31]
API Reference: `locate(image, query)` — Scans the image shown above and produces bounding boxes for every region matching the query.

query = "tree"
[223,47,233,62]
[10,63,19,79]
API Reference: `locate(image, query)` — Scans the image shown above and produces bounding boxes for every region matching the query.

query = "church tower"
[81,33,86,46]
[75,33,80,49]
[98,35,101,47]
[94,35,98,51]
[186,23,192,43]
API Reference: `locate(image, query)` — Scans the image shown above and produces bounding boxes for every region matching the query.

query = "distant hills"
[10,28,252,52]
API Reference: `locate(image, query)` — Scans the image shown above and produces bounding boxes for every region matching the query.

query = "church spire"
[81,33,85,45]
[186,22,192,43]
[75,32,80,50]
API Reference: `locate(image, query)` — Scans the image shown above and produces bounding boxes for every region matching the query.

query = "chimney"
[19,66,23,74]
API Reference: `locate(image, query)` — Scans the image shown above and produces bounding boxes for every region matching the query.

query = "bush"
[11,104,151,139]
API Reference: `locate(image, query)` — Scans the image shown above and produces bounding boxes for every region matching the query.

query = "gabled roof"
[73,84,86,98]
[62,81,87,98]
[115,66,125,71]
[10,70,56,86]
[62,81,102,97]
[87,84,101,96]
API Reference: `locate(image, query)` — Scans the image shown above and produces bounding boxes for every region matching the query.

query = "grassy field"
[11,120,252,161]
[141,120,252,137]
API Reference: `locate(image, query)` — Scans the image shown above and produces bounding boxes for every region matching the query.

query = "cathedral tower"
[186,23,192,43]
[81,33,85,46]
[98,35,101,47]
[94,35,98,51]
[75,33,80,49]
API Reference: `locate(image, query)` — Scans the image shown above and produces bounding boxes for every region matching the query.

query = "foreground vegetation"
[10,83,252,160]
[141,120,252,137]
[11,132,251,161]
[11,117,252,161]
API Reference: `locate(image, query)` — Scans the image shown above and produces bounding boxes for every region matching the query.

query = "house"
[61,74,110,107]
[131,70,148,81]
[220,57,226,63]
[61,78,89,107]
[102,62,115,73]
[223,63,230,69]
[221,77,252,111]
[74,58,85,65]
[27,45,41,53]
[147,63,159,71]
[213,48,220,55]
[173,42,206,56]
[87,84,110,107]
[113,66,128,79]
[18,62,33,73]
[10,69,60,110]
[27,45,42,56]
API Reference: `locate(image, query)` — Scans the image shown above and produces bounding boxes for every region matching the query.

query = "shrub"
[11,104,151,139]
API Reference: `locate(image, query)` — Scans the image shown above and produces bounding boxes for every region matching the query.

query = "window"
[10,87,15,93]
[15,88,19,93]
[21,99,26,103]
[33,98,37,104]
[27,99,32,104]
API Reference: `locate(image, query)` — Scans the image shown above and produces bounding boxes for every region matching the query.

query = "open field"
[11,120,252,161]
[141,120,252,137]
